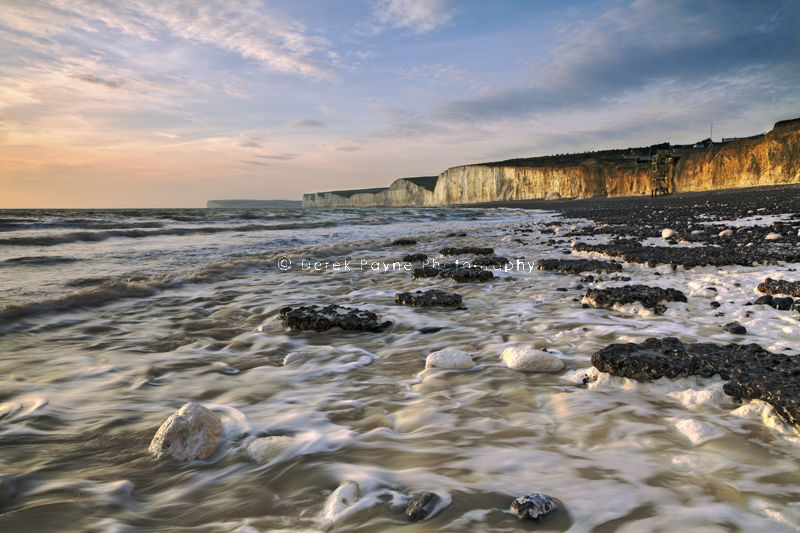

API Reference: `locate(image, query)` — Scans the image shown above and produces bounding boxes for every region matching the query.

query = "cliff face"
[303,177,436,207]
[673,118,800,192]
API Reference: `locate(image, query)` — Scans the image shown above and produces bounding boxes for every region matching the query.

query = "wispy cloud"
[368,0,455,34]
[288,118,326,129]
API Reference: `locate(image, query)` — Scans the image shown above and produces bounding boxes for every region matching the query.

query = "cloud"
[154,131,178,139]
[288,119,325,129]
[70,73,126,89]
[257,153,298,160]
[369,0,455,34]
[437,0,800,124]
[235,135,264,148]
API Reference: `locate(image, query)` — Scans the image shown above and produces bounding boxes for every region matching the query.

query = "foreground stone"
[582,285,687,315]
[405,491,441,522]
[395,290,462,307]
[757,278,800,297]
[592,337,800,427]
[723,321,747,334]
[149,402,222,461]
[412,265,493,283]
[501,347,565,372]
[321,481,360,524]
[511,493,560,520]
[425,348,474,369]
[536,258,622,274]
[279,304,391,332]
[439,246,494,256]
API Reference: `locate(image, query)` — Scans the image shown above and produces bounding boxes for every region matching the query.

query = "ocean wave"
[2,256,79,266]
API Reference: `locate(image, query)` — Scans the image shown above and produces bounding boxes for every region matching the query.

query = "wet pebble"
[511,493,560,520]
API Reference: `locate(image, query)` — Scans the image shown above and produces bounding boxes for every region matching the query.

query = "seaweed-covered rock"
[395,290,462,307]
[536,258,622,274]
[441,266,493,282]
[412,266,441,279]
[279,304,391,332]
[471,256,510,268]
[149,402,222,461]
[757,278,800,297]
[403,253,427,263]
[404,491,441,522]
[393,238,417,246]
[582,285,687,315]
[572,241,760,268]
[511,493,560,520]
[439,246,494,256]
[591,337,800,427]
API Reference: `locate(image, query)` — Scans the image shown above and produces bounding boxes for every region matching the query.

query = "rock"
[710,301,721,308]
[511,493,560,520]
[661,228,677,239]
[754,295,773,306]
[245,435,293,463]
[757,278,800,297]
[765,232,782,241]
[418,326,443,334]
[582,284,687,315]
[283,351,311,365]
[393,238,417,246]
[425,348,473,369]
[412,266,440,279]
[501,347,565,373]
[149,402,223,461]
[403,253,427,263]
[439,246,494,256]
[591,337,800,427]
[404,491,441,522]
[773,297,794,311]
[321,481,360,523]
[572,241,777,268]
[719,229,734,238]
[535,258,622,274]
[396,290,462,307]
[440,266,493,283]
[279,304,391,332]
[670,418,724,446]
[471,256,510,268]
[723,322,747,334]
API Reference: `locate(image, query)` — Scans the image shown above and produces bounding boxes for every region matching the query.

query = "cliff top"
[317,187,389,199]
[399,176,439,192]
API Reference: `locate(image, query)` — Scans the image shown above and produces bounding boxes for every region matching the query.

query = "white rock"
[149,402,222,460]
[501,347,565,373]
[245,436,293,463]
[283,351,311,365]
[797,228,800,238]
[765,232,782,241]
[718,229,734,238]
[670,418,723,446]
[425,348,473,369]
[321,481,360,524]
[691,229,704,235]
[667,383,733,409]
[661,228,677,239]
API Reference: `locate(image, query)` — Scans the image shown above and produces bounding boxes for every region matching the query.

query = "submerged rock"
[413,265,493,283]
[404,491,441,522]
[582,285,687,315]
[670,418,724,446]
[245,435,293,463]
[402,253,427,263]
[439,246,494,256]
[511,493,560,520]
[536,258,622,274]
[395,290,462,307]
[393,238,417,246]
[279,304,391,332]
[149,402,222,461]
[592,337,800,427]
[321,481,360,524]
[757,278,800,297]
[425,348,473,369]
[501,347,564,373]
[412,266,441,279]
[471,255,510,268]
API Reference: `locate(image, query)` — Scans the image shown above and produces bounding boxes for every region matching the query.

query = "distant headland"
[303,118,800,207]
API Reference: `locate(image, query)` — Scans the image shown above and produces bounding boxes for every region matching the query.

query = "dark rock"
[279,305,391,332]
[418,327,443,334]
[572,241,766,268]
[610,276,632,282]
[757,278,800,297]
[511,493,560,520]
[580,275,596,282]
[441,266,493,282]
[773,297,794,311]
[403,253,427,263]
[412,266,440,279]
[582,285,687,315]
[395,290,462,307]
[591,337,800,427]
[471,256,510,268]
[392,238,417,246]
[556,287,568,292]
[404,491,441,522]
[710,301,721,308]
[439,247,494,256]
[536,258,622,274]
[447,232,467,237]
[754,295,774,306]
[723,322,747,334]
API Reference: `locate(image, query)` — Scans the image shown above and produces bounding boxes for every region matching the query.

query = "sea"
[1,207,799,532]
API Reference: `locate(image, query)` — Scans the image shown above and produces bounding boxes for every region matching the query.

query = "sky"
[1,0,798,208]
